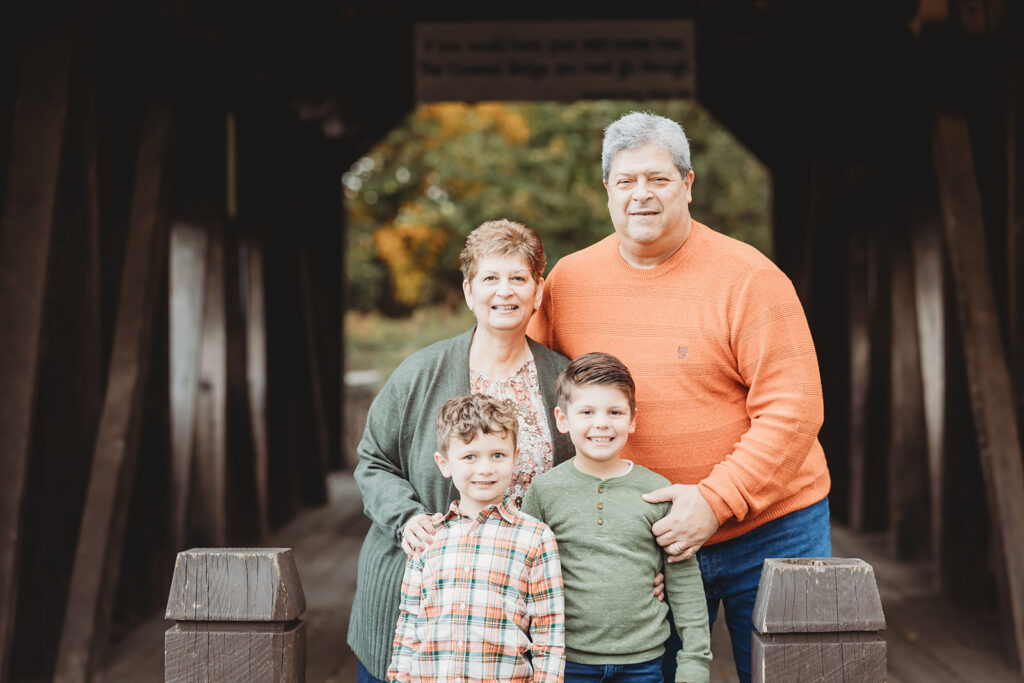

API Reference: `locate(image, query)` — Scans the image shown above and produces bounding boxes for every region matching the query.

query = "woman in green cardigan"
[347,219,574,682]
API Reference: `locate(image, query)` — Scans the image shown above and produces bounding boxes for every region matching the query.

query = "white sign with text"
[415,21,696,103]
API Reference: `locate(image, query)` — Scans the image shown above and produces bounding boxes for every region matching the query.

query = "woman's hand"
[401,513,443,557]
[643,484,719,563]
[652,572,665,602]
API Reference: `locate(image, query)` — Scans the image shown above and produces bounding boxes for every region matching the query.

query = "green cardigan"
[346,328,574,679]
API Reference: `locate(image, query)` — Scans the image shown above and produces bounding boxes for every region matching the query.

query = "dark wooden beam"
[932,112,1024,671]
[10,13,105,678]
[888,212,931,561]
[1007,0,1024,446]
[53,91,173,683]
[169,222,209,552]
[243,239,270,538]
[846,224,871,532]
[844,169,890,534]
[0,20,74,679]
[194,221,228,546]
[909,191,947,586]
[797,140,823,304]
[298,241,329,503]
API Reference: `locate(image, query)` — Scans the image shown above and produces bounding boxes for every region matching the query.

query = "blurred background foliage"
[344,100,771,318]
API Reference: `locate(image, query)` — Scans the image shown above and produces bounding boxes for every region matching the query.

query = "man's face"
[604,142,694,266]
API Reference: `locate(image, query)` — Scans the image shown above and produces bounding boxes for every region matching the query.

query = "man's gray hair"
[601,111,692,181]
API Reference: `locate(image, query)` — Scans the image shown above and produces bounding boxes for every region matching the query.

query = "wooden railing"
[163,550,885,682]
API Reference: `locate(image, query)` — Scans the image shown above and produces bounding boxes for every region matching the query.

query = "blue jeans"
[565,656,663,682]
[662,497,831,683]
[357,660,386,683]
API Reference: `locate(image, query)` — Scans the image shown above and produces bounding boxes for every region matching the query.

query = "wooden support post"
[298,241,329,503]
[1008,0,1024,452]
[169,223,210,552]
[0,20,74,679]
[846,228,871,532]
[751,558,887,682]
[932,113,1024,670]
[797,141,823,304]
[909,192,947,587]
[845,174,889,534]
[164,548,306,682]
[53,91,173,683]
[889,218,931,561]
[12,13,105,677]
[195,221,228,545]
[243,239,270,537]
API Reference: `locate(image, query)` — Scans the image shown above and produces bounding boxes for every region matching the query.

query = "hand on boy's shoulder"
[632,466,674,507]
[401,512,443,558]
[644,482,720,564]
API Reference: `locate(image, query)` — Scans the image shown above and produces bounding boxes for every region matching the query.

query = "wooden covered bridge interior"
[0,1,1022,681]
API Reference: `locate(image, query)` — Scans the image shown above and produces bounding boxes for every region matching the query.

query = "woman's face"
[463,254,543,336]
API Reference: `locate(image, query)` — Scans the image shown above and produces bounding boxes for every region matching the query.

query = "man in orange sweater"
[527,111,831,683]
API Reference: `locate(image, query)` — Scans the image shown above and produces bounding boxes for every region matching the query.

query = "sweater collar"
[610,221,706,280]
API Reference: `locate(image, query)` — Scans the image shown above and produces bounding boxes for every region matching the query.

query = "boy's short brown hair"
[459,219,546,283]
[435,393,519,458]
[556,352,637,414]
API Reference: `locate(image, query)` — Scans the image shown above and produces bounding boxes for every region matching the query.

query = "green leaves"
[345,101,770,314]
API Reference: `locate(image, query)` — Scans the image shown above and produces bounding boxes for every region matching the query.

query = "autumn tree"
[345,100,770,314]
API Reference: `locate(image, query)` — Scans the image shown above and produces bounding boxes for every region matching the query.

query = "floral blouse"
[470,359,554,506]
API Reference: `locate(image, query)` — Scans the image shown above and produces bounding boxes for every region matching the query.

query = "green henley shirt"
[521,459,711,683]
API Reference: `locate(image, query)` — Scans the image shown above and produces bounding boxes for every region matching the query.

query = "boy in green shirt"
[521,352,711,683]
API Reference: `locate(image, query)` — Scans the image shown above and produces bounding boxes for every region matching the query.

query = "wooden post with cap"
[751,557,887,682]
[164,548,307,682]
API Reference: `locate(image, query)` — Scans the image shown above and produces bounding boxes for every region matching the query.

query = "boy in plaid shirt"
[387,394,565,683]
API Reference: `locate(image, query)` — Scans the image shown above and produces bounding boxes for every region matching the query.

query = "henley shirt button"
[598,486,605,493]
[597,503,604,510]
[597,518,604,525]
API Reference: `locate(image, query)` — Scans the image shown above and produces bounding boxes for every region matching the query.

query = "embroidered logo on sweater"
[677,346,689,360]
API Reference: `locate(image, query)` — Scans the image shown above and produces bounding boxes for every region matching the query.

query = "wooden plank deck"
[94,473,1020,682]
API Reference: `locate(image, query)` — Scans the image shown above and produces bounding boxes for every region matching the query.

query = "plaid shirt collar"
[441,497,519,525]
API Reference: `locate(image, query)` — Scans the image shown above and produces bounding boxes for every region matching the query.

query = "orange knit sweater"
[528,222,831,545]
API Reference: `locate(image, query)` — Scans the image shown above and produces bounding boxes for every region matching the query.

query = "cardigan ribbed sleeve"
[355,371,433,541]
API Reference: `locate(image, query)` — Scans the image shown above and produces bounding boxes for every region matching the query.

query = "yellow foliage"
[372,210,449,305]
[476,102,531,144]
[547,135,566,155]
[420,102,531,145]
[422,102,471,139]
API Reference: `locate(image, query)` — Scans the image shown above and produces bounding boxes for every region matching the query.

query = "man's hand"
[643,484,720,563]
[401,513,443,557]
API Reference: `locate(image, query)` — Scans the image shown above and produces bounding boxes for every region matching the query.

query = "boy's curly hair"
[435,393,519,457]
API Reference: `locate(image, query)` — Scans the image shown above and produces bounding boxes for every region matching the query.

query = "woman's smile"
[463,254,543,335]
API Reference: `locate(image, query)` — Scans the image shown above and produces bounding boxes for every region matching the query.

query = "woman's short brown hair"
[459,219,546,283]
